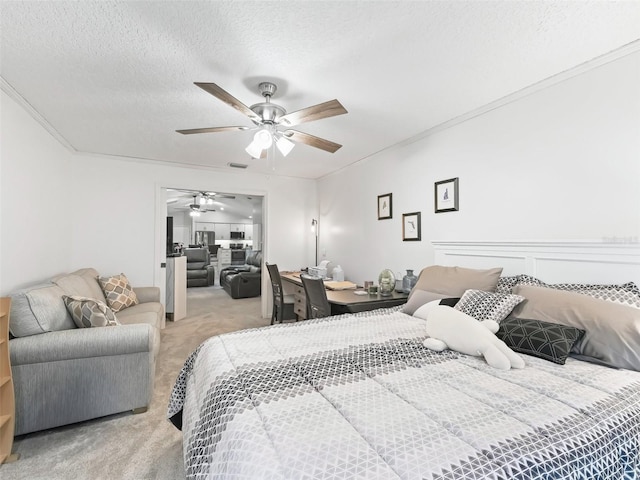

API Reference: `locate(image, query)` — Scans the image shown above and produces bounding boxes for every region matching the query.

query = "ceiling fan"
[184,195,216,217]
[176,81,348,158]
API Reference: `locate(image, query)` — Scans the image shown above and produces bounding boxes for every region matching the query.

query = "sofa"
[185,247,215,287]
[219,251,262,299]
[8,268,164,436]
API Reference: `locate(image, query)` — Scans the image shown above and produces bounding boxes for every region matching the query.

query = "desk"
[281,273,408,318]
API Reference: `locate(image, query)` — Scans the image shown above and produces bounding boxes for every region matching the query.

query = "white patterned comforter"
[168,308,640,479]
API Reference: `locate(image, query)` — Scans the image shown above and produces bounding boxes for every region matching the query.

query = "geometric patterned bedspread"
[167,307,640,479]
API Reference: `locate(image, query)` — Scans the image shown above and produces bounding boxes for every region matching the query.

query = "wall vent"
[228,162,248,169]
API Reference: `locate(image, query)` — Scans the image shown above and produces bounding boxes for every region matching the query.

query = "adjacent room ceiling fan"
[176,81,348,158]
[185,195,215,216]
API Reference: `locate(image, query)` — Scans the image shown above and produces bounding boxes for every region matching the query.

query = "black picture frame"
[434,177,459,213]
[377,193,393,220]
[402,212,421,241]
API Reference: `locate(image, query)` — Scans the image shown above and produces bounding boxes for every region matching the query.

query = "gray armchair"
[185,247,215,287]
[219,251,262,299]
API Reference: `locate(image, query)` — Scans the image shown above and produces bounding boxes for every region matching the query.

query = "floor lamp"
[311,219,318,267]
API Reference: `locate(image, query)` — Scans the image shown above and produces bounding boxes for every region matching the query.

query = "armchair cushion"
[10,284,75,337]
[185,248,215,287]
[185,248,210,269]
[52,268,108,303]
[132,286,161,304]
[116,302,165,328]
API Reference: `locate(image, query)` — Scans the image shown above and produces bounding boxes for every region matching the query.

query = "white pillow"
[414,299,452,320]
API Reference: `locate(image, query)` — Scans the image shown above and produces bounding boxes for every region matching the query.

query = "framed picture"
[402,212,421,241]
[377,193,393,220]
[434,177,459,213]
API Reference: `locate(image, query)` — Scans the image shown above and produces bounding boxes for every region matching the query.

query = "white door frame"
[153,183,269,318]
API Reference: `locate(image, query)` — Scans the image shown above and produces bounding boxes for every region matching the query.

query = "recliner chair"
[219,251,262,298]
[185,247,215,287]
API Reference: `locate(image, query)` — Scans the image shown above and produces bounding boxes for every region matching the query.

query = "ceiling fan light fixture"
[276,135,295,157]
[189,210,201,217]
[254,129,273,149]
[245,140,264,159]
[179,81,347,161]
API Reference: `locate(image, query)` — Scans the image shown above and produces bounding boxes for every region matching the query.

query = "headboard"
[432,241,640,286]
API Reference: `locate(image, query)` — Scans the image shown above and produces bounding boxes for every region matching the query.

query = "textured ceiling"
[1,1,639,179]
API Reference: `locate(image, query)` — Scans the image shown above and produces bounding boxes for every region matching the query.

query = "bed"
[168,241,640,479]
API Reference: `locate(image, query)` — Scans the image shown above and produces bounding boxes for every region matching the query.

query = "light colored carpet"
[2,286,270,480]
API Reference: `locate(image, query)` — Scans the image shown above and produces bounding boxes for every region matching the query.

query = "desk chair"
[300,274,332,319]
[266,263,296,325]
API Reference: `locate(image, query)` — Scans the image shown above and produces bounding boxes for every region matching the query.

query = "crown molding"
[328,39,640,178]
[0,76,76,152]
[400,39,640,146]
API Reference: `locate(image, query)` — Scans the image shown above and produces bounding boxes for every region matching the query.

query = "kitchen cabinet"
[195,222,215,231]
[230,224,245,232]
[215,223,231,240]
[244,224,253,240]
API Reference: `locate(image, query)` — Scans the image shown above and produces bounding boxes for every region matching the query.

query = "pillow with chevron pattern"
[497,317,584,365]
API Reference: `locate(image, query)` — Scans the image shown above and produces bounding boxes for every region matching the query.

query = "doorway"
[159,186,266,319]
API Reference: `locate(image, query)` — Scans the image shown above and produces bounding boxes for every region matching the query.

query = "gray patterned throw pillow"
[495,276,520,295]
[454,289,525,323]
[98,273,139,312]
[497,317,584,365]
[516,275,640,308]
[62,295,120,328]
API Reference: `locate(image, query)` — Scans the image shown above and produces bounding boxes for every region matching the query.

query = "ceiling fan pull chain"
[267,142,276,172]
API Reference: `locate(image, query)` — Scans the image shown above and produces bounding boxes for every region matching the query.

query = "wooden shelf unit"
[0,297,18,465]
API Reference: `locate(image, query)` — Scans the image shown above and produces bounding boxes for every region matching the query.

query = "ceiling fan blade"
[176,126,249,135]
[283,130,342,153]
[279,99,347,127]
[195,82,261,122]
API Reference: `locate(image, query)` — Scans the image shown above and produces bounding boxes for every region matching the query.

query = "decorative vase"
[402,269,418,293]
[378,269,396,297]
[395,271,403,292]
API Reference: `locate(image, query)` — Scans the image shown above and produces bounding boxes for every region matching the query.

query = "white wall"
[318,51,640,286]
[0,90,74,290]
[0,90,318,319]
